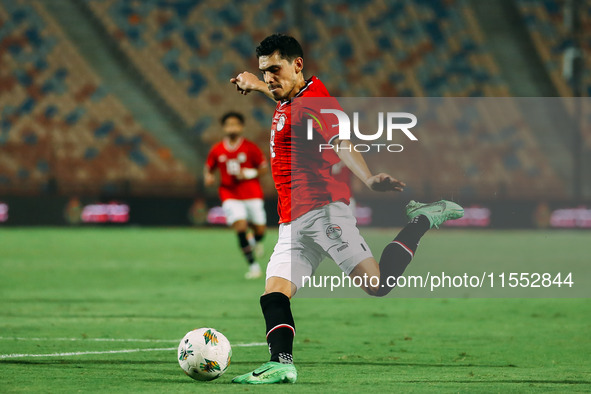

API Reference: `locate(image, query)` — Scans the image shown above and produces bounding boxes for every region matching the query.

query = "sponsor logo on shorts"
[336,243,349,252]
[326,224,342,240]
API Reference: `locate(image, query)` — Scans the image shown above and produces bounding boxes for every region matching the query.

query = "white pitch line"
[0,337,178,343]
[233,342,266,347]
[0,347,176,359]
[0,337,266,347]
[0,341,266,359]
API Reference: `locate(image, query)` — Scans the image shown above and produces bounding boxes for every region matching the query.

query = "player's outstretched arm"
[236,165,268,181]
[203,166,216,187]
[230,72,275,101]
[333,139,405,192]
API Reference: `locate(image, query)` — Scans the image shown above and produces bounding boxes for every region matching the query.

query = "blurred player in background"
[204,111,268,279]
[230,34,463,384]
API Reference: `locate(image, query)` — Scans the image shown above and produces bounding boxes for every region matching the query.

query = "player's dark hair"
[256,34,304,61]
[220,111,244,125]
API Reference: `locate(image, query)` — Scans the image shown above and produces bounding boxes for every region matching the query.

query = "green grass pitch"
[0,227,589,392]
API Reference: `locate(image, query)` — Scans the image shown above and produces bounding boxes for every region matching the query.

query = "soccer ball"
[177,328,232,381]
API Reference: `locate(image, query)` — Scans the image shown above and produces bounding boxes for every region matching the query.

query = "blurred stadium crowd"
[0,0,589,200]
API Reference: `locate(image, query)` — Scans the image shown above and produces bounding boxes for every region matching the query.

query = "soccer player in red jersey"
[230,34,463,383]
[205,111,268,279]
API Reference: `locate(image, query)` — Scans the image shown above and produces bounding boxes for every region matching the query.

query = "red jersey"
[331,161,353,191]
[206,137,267,201]
[270,76,350,223]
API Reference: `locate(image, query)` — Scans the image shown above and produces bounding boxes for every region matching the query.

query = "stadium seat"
[0,0,194,195]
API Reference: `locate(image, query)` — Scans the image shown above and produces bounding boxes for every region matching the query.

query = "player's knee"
[364,285,386,297]
[264,276,296,299]
[252,224,265,237]
[361,275,388,297]
[232,220,248,232]
[263,288,292,299]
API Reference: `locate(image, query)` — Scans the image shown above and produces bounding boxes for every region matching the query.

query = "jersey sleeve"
[205,146,217,170]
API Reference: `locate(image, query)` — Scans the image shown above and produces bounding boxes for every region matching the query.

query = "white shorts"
[222,198,266,226]
[266,201,373,290]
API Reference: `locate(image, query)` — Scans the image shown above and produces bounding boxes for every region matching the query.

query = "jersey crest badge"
[277,114,286,131]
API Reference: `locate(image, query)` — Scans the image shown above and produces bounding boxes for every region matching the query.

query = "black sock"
[260,292,295,364]
[393,214,430,254]
[237,231,255,265]
[254,232,264,243]
[376,215,430,296]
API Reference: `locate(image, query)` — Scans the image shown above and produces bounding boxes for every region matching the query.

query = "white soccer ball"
[177,328,232,381]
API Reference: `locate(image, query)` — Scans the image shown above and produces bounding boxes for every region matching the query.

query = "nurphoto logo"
[307,110,418,152]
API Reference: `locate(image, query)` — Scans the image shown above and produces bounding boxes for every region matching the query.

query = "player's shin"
[260,292,295,364]
[376,215,430,296]
[253,231,265,258]
[237,231,255,265]
[254,232,264,243]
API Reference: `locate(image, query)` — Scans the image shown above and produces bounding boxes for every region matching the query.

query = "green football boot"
[232,361,297,384]
[405,200,464,229]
